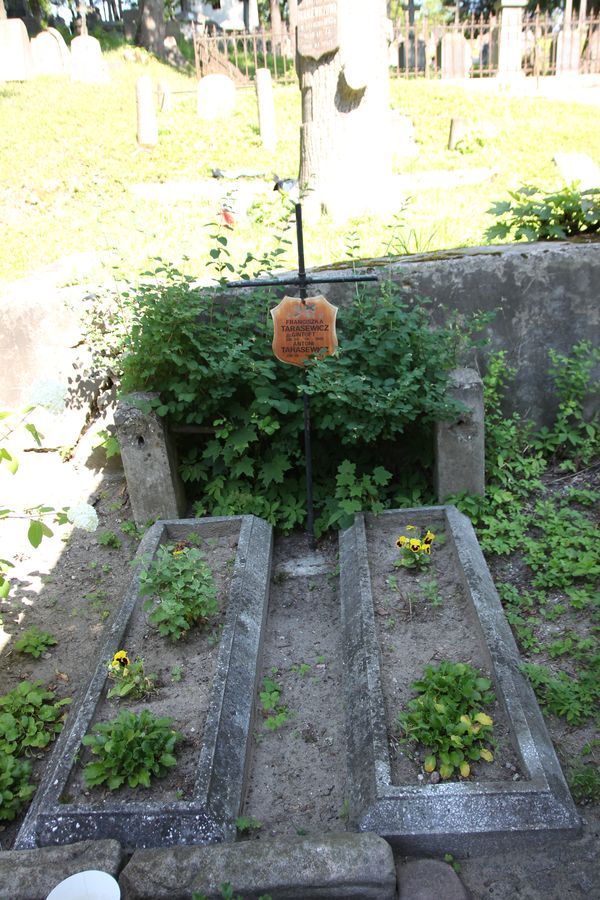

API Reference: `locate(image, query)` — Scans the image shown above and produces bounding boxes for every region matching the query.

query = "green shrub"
[119,263,487,532]
[140,543,219,641]
[83,709,181,789]
[14,626,57,658]
[485,183,600,242]
[396,660,496,780]
[0,681,71,756]
[0,754,36,821]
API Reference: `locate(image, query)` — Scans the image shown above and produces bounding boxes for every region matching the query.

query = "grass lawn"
[1,53,600,286]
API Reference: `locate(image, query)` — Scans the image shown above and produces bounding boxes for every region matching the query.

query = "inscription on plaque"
[297,0,340,60]
[271,295,338,368]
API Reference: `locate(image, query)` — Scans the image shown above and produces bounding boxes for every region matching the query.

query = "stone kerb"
[339,506,582,855]
[15,515,273,852]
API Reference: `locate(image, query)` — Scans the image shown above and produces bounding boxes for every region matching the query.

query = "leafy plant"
[0,754,36,821]
[234,814,262,834]
[119,264,487,534]
[106,651,157,700]
[14,626,57,658]
[259,673,290,731]
[394,525,436,570]
[485,183,600,242]
[82,709,181,789]
[98,530,122,550]
[0,681,71,756]
[140,543,219,641]
[396,661,496,779]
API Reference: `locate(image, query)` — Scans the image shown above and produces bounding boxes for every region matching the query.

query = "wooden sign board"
[297,0,340,60]
[271,295,338,368]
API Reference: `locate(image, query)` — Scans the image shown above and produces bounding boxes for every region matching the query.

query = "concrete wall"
[320,240,600,426]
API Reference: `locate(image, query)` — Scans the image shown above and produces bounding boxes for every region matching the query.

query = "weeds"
[14,627,57,658]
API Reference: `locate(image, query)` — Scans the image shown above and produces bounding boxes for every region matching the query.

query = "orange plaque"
[271,295,338,367]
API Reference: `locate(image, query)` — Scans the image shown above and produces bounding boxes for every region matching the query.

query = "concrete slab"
[339,506,582,856]
[15,515,273,851]
[119,832,397,900]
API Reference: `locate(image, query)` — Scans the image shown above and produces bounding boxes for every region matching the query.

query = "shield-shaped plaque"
[271,295,338,368]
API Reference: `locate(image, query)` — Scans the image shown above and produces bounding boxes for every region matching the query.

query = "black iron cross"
[226,202,378,545]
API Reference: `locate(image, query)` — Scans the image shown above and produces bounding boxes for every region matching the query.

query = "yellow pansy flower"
[396,535,408,548]
[409,539,421,553]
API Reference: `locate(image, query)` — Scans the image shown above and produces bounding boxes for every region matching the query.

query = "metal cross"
[226,202,378,545]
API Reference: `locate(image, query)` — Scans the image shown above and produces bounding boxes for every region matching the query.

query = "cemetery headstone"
[438,32,471,79]
[0,18,34,81]
[136,75,158,148]
[47,27,71,72]
[255,67,277,150]
[496,0,527,79]
[398,32,426,72]
[196,73,236,120]
[554,26,582,74]
[70,33,110,83]
[31,30,69,76]
[553,151,600,191]
[158,79,173,112]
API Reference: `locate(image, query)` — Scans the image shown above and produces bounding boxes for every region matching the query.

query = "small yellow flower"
[421,543,431,555]
[409,539,421,553]
[396,535,408,548]
[111,650,130,669]
[423,530,435,546]
[480,748,494,763]
[406,525,417,531]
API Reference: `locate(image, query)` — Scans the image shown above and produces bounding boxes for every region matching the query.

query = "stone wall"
[319,240,600,427]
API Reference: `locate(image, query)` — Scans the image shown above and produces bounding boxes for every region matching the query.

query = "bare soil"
[0,431,599,899]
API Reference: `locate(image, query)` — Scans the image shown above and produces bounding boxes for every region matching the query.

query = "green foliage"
[521,663,600,726]
[98,530,122,550]
[0,754,35,821]
[259,672,290,731]
[14,626,58,658]
[485,183,600,242]
[569,740,600,805]
[140,543,219,641]
[234,814,262,834]
[396,660,496,780]
[0,681,71,756]
[94,428,121,459]
[82,709,181,790]
[119,263,485,532]
[107,654,157,701]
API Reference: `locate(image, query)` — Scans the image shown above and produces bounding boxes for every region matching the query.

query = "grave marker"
[0,18,34,81]
[227,202,377,543]
[271,295,338,368]
[297,0,340,60]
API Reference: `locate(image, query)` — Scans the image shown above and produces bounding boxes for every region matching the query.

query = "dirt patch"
[63,530,238,808]
[364,512,521,786]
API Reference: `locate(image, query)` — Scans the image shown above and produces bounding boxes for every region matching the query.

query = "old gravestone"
[0,18,34,81]
[438,32,471,79]
[296,0,393,221]
[197,73,236,120]
[70,33,110,83]
[31,29,70,76]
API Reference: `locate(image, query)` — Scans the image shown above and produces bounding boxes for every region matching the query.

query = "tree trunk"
[288,0,297,55]
[136,0,166,58]
[297,0,392,221]
[270,0,283,51]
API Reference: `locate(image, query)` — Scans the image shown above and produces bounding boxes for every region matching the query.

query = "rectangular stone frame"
[16,515,273,851]
[340,506,581,855]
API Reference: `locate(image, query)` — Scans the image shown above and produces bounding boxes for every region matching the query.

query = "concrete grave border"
[339,505,582,856]
[16,515,273,851]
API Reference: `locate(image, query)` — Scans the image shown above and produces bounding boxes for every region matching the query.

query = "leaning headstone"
[255,67,276,150]
[136,75,158,147]
[553,151,600,191]
[31,30,67,76]
[438,32,471,78]
[434,367,484,500]
[70,33,109,83]
[47,27,71,72]
[0,18,34,81]
[196,73,236,119]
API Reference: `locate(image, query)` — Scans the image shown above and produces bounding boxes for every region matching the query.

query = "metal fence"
[193,14,600,83]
